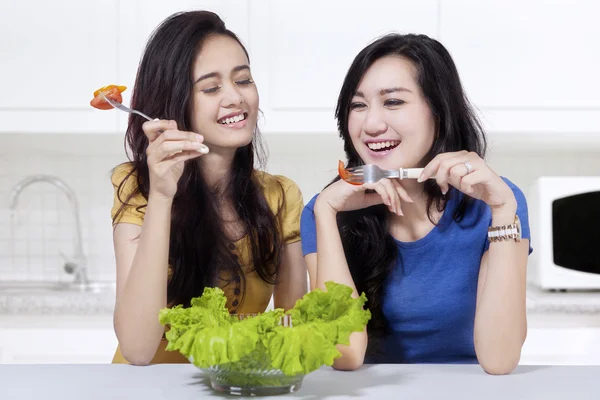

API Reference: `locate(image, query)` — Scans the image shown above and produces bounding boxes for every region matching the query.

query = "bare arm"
[309,201,368,371]
[113,195,173,365]
[112,119,207,365]
[273,241,308,310]
[474,206,529,375]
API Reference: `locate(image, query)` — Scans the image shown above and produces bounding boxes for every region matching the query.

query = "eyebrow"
[194,65,250,84]
[354,87,412,97]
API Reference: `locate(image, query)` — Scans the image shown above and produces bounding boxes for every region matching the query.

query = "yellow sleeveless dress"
[109,163,304,364]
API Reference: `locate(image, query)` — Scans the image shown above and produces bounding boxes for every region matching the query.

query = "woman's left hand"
[418,150,516,213]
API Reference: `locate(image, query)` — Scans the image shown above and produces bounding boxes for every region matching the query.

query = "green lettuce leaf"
[262,281,372,376]
[262,324,340,376]
[159,289,286,368]
[288,281,371,345]
[158,281,371,376]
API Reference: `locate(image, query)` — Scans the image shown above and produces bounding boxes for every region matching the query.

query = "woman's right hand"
[315,178,413,216]
[143,119,209,199]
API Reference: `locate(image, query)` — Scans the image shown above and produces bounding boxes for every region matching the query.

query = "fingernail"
[195,134,203,142]
[170,120,177,129]
[198,145,209,154]
[417,173,425,183]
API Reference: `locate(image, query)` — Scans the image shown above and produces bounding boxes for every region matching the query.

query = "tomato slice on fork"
[338,160,362,185]
[90,85,127,110]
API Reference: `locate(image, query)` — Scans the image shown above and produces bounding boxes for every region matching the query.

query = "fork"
[99,91,209,153]
[343,164,426,184]
[99,91,155,121]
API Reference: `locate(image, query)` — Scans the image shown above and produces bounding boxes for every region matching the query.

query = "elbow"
[332,356,364,371]
[118,344,156,366]
[478,350,521,375]
[331,339,366,371]
[114,320,158,366]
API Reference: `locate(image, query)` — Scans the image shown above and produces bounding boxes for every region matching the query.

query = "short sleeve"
[110,163,147,226]
[484,177,533,254]
[300,194,319,256]
[274,175,304,244]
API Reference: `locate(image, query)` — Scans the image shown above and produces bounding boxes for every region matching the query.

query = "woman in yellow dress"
[110,11,307,365]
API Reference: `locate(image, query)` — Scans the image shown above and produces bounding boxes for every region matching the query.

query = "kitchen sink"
[0,281,116,295]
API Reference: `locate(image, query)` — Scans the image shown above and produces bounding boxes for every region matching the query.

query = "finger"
[360,192,386,209]
[448,163,467,192]
[379,178,403,215]
[418,150,468,182]
[155,129,204,145]
[435,153,477,195]
[143,119,177,142]
[363,182,392,211]
[157,140,208,160]
[161,149,207,169]
[391,179,414,204]
[459,169,487,195]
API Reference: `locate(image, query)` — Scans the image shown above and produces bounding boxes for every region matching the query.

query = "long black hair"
[334,33,487,355]
[112,11,283,309]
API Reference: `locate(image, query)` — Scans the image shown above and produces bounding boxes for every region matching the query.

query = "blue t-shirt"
[300,177,532,364]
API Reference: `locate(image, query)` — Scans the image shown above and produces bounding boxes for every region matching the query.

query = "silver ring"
[464,161,473,174]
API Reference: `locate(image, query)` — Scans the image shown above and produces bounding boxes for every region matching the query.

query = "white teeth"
[367,141,400,151]
[219,113,246,125]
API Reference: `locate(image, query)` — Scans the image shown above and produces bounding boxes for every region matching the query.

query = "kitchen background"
[1,0,599,364]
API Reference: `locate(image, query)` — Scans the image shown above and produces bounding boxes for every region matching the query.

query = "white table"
[1,363,598,399]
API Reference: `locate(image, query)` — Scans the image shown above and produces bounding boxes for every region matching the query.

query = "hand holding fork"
[99,91,209,199]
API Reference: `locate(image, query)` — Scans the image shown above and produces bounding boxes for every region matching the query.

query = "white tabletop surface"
[1,363,597,399]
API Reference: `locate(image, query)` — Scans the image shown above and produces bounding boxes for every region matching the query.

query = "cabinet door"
[439,0,600,134]
[520,327,600,365]
[248,0,440,134]
[0,0,120,134]
[117,0,251,133]
[0,329,117,364]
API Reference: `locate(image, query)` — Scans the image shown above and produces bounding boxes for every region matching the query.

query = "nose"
[363,107,387,136]
[222,83,244,107]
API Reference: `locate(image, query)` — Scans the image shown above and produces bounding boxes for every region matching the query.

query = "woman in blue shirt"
[300,33,532,375]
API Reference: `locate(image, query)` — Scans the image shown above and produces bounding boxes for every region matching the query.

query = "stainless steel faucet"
[8,175,88,287]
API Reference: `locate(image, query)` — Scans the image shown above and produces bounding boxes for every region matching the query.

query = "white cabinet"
[521,327,600,365]
[0,0,120,134]
[2,0,598,136]
[248,0,439,134]
[0,316,117,364]
[520,314,600,365]
[439,0,600,134]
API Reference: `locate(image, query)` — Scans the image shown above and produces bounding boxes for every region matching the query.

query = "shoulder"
[254,171,303,208]
[303,193,320,214]
[111,162,137,191]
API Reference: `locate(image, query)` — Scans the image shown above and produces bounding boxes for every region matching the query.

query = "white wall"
[1,133,600,282]
[1,0,599,282]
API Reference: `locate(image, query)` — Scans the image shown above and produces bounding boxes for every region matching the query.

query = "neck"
[198,147,237,189]
[389,181,443,241]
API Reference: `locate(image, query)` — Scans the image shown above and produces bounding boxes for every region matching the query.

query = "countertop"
[1,363,597,399]
[1,283,599,315]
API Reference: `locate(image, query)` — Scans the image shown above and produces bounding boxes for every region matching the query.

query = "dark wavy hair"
[333,33,487,356]
[112,11,284,308]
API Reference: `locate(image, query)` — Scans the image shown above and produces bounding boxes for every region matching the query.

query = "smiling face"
[190,34,259,153]
[347,55,436,170]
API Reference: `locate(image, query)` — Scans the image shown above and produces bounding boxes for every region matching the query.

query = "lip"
[217,111,249,130]
[364,139,401,158]
[218,110,246,121]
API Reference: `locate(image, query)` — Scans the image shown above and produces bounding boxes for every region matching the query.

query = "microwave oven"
[528,176,600,290]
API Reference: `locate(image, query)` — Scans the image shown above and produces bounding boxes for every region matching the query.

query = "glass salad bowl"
[196,314,304,396]
[159,283,371,397]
